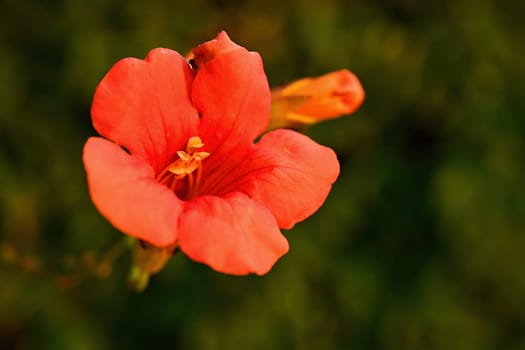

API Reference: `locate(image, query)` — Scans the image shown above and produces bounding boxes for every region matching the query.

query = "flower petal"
[191,31,244,67]
[178,192,289,275]
[83,137,182,246]
[202,129,340,229]
[91,48,199,173]
[191,32,271,153]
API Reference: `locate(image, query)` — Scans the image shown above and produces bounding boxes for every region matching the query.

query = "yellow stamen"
[186,136,205,151]
[156,136,210,200]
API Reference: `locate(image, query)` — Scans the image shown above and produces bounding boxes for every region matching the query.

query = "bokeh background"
[1,0,524,349]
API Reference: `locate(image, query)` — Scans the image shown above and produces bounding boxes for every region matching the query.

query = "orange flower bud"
[270,69,365,129]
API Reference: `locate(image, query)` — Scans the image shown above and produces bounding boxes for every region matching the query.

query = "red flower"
[83,32,339,275]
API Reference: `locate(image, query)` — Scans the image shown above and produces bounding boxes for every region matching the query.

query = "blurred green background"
[1,0,524,349]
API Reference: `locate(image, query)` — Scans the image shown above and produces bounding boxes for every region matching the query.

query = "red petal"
[192,31,243,66]
[178,192,289,275]
[91,48,199,173]
[191,32,271,154]
[83,137,182,246]
[202,129,340,229]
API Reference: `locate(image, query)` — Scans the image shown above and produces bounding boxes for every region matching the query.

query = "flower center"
[156,136,210,200]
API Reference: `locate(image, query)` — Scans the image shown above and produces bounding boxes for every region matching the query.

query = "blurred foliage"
[1,0,524,349]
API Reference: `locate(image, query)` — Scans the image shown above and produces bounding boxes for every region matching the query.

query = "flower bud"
[269,69,364,129]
